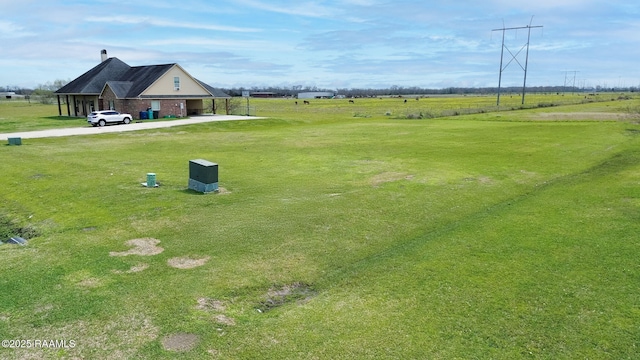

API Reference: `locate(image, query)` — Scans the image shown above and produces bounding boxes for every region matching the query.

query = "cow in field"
[303,100,310,105]
[349,100,355,103]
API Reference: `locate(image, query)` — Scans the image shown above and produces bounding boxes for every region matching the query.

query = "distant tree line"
[0,85,32,95]
[222,85,636,98]
[2,81,636,102]
[1,79,70,104]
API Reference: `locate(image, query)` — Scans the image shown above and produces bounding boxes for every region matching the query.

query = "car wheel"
[123,117,131,124]
[98,119,106,127]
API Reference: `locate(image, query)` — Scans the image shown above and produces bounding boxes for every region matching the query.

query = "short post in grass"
[147,173,156,187]
[142,173,158,187]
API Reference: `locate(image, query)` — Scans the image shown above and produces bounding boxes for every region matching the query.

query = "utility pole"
[493,17,543,106]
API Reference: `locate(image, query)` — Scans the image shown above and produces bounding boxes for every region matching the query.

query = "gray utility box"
[188,159,218,193]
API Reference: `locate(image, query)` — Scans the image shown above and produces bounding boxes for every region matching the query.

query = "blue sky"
[1,0,639,90]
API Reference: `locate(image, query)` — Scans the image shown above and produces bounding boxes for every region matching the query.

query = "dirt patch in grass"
[528,112,635,121]
[128,263,149,272]
[195,298,235,326]
[196,298,226,312]
[30,173,48,179]
[161,333,199,352]
[113,263,149,274]
[109,238,164,257]
[66,270,103,289]
[213,314,236,326]
[168,255,210,269]
[463,176,493,184]
[77,277,102,288]
[519,169,537,176]
[258,282,316,312]
[217,186,231,195]
[371,172,414,187]
[34,304,54,314]
[10,312,158,359]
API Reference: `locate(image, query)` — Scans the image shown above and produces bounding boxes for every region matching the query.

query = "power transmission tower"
[562,70,579,94]
[493,17,543,106]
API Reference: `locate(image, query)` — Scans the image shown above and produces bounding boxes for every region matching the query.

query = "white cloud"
[0,20,34,38]
[341,0,381,6]
[84,16,261,33]
[487,0,599,11]
[233,0,339,19]
[145,37,294,52]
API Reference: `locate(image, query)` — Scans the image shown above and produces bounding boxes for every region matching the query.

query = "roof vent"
[101,49,108,62]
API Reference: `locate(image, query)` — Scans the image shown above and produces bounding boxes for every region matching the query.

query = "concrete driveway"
[0,115,265,141]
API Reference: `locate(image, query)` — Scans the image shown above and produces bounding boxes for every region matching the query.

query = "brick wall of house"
[100,86,203,119]
[100,87,118,111]
[121,99,150,119]
[160,100,184,118]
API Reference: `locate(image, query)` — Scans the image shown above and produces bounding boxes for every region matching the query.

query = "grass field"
[1,94,640,359]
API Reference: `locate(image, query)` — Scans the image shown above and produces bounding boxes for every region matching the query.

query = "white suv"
[87,110,132,127]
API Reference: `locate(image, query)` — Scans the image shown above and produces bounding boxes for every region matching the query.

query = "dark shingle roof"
[196,79,231,98]
[104,81,133,98]
[56,58,228,98]
[55,58,131,95]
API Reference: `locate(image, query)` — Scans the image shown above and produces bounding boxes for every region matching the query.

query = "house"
[1,91,17,99]
[55,50,230,119]
[250,92,276,98]
[297,91,334,99]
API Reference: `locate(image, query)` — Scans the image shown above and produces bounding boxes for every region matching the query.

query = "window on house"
[151,100,160,111]
[174,76,180,90]
[109,100,115,110]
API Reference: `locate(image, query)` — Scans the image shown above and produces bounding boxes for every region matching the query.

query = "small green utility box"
[188,159,218,193]
[8,137,22,145]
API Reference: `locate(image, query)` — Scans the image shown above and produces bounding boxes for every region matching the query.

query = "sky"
[1,0,639,90]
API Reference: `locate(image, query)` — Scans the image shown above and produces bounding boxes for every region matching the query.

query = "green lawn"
[1,95,639,359]
[0,101,86,133]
